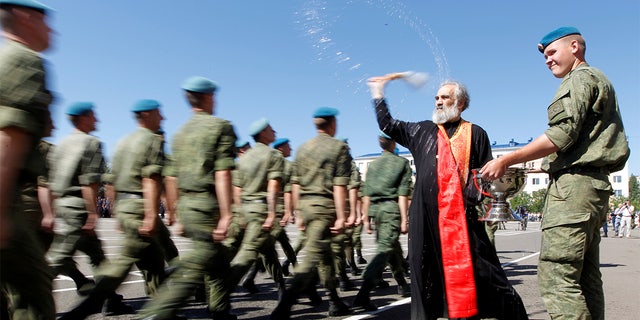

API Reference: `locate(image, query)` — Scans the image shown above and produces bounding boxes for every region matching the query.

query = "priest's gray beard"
[432,102,461,124]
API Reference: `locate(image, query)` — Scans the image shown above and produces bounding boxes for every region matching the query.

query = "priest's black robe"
[374,98,528,320]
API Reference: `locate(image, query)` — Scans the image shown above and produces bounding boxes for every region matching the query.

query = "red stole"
[436,120,478,318]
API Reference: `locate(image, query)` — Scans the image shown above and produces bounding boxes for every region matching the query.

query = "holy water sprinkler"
[384,71,428,88]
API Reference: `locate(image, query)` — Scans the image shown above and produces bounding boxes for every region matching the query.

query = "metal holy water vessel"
[475,167,527,222]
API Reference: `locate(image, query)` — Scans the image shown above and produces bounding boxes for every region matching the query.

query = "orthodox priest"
[366,75,528,320]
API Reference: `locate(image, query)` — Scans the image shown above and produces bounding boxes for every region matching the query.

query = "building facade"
[354,138,630,197]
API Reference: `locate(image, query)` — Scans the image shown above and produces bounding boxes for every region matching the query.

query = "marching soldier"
[47,102,107,296]
[230,119,286,295]
[1,1,55,318]
[137,77,237,320]
[353,131,412,311]
[59,99,167,319]
[270,106,352,318]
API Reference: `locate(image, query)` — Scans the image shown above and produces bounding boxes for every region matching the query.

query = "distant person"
[137,77,238,320]
[270,107,352,318]
[0,0,55,318]
[613,205,622,236]
[368,76,528,319]
[618,201,633,238]
[601,213,608,237]
[481,27,630,320]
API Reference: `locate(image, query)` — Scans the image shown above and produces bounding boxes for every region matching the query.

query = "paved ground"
[53,219,640,319]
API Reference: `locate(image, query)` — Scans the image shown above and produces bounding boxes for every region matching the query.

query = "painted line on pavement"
[344,297,411,320]
[343,252,540,319]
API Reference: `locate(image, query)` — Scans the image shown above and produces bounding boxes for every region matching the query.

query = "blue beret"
[131,99,161,113]
[66,102,94,116]
[181,76,218,94]
[272,137,289,148]
[312,106,339,118]
[538,26,581,53]
[235,140,250,149]
[0,0,52,13]
[248,118,269,136]
[379,131,392,139]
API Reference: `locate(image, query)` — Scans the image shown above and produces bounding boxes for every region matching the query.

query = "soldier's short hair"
[313,116,334,130]
[184,91,207,108]
[379,136,394,151]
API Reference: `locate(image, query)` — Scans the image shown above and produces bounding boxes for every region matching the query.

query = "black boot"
[305,284,323,306]
[357,249,367,264]
[102,293,134,316]
[348,250,361,276]
[67,268,95,296]
[281,260,290,277]
[241,263,260,294]
[327,288,351,316]
[269,289,295,320]
[339,276,356,292]
[352,282,377,311]
[376,278,390,289]
[397,284,411,297]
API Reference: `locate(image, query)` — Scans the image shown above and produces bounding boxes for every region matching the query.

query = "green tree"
[510,192,532,209]
[530,189,546,214]
[629,174,639,208]
[610,195,627,209]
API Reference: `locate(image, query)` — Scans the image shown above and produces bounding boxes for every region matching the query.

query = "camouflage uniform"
[272,132,352,317]
[539,64,630,320]
[248,157,297,282]
[327,160,360,290]
[273,158,297,266]
[156,150,179,265]
[355,150,412,303]
[61,127,168,319]
[227,142,285,290]
[0,39,55,320]
[138,112,237,319]
[22,140,54,250]
[47,131,107,280]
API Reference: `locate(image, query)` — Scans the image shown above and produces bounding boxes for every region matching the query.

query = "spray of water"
[294,0,449,96]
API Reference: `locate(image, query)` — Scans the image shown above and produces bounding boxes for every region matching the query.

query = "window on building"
[532,178,540,185]
[613,175,622,183]
[545,178,549,184]
[614,190,622,197]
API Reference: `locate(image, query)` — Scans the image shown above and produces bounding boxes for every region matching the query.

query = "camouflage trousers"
[47,197,106,275]
[362,201,406,286]
[290,199,337,291]
[1,207,55,320]
[539,173,610,320]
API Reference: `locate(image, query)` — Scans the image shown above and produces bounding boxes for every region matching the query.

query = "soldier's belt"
[117,192,143,200]
[551,166,608,179]
[371,199,397,204]
[242,199,266,204]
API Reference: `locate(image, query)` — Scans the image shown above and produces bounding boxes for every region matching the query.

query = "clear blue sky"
[41,0,639,174]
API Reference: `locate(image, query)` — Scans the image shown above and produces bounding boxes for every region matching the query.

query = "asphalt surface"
[52,219,640,319]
